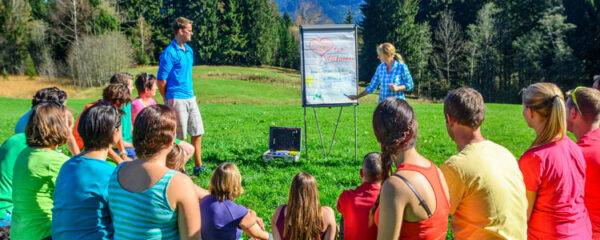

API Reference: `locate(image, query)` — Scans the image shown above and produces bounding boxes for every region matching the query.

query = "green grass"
[0,66,538,237]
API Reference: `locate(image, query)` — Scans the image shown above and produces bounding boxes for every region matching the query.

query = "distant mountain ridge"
[274,0,365,24]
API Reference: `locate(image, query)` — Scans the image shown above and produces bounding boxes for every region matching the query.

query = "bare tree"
[67,32,134,87]
[294,1,329,26]
[432,10,464,90]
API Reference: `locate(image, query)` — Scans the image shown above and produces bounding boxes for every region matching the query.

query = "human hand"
[389,84,398,91]
[122,155,133,162]
[256,217,265,231]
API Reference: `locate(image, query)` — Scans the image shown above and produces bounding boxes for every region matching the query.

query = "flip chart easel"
[300,24,358,161]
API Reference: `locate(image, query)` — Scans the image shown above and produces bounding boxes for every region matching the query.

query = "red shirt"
[374,162,449,240]
[577,128,600,239]
[73,100,100,149]
[519,138,591,240]
[337,182,380,240]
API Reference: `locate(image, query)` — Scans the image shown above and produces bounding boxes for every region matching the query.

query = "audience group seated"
[0,72,599,240]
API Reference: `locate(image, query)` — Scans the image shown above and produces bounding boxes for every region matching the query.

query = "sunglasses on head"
[570,86,584,116]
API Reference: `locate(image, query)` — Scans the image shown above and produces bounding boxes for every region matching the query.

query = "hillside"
[275,0,365,23]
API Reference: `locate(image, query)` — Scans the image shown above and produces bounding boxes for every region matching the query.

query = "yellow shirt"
[441,141,527,240]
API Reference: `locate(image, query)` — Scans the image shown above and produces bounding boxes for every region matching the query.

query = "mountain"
[274,0,365,24]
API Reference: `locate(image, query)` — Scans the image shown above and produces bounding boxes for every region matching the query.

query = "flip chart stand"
[303,105,357,162]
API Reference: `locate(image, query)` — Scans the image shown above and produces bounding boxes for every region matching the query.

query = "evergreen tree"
[192,0,220,64]
[467,2,501,101]
[240,0,277,66]
[358,0,383,82]
[344,7,353,24]
[0,0,32,74]
[214,0,247,64]
[277,12,298,69]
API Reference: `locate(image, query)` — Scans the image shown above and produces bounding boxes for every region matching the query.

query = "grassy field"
[0,66,539,238]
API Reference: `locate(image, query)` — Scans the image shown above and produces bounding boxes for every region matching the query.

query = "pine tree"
[358,0,383,82]
[467,2,501,101]
[240,0,277,66]
[0,0,32,74]
[214,0,247,64]
[344,8,353,24]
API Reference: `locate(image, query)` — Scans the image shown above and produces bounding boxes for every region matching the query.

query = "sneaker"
[192,165,207,176]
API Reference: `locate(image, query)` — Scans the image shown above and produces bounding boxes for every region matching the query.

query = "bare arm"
[108,149,124,164]
[525,190,537,221]
[240,209,269,240]
[321,207,337,240]
[348,90,369,100]
[158,81,167,104]
[377,179,408,240]
[169,173,202,240]
[66,133,80,155]
[194,185,209,200]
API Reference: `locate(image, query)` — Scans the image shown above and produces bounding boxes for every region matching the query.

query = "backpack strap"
[391,173,432,218]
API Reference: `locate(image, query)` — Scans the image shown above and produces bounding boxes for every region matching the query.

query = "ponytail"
[394,53,405,64]
[522,83,566,147]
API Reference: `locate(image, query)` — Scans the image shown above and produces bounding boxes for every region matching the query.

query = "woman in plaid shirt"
[349,43,414,103]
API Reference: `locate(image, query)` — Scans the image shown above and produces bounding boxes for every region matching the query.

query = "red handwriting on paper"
[309,38,334,57]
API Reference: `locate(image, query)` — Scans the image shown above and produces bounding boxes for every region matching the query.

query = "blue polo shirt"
[157,40,194,100]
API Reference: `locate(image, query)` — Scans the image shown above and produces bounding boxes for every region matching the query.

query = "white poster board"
[300,25,358,107]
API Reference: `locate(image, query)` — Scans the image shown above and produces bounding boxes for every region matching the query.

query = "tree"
[240,0,277,65]
[467,2,501,101]
[0,0,33,74]
[344,7,353,24]
[432,10,465,96]
[513,6,584,90]
[214,0,247,64]
[358,0,383,82]
[131,16,153,65]
[276,12,299,69]
[192,0,220,64]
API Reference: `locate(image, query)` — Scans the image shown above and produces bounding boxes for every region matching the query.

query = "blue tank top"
[108,163,180,239]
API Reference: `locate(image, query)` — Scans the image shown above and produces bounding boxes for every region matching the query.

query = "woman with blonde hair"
[201,162,269,240]
[519,82,591,239]
[348,43,413,103]
[271,172,337,240]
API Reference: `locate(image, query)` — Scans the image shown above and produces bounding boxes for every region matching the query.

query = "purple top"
[276,205,326,240]
[131,97,156,121]
[200,195,248,240]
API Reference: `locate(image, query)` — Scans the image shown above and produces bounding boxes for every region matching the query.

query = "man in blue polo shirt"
[157,17,206,175]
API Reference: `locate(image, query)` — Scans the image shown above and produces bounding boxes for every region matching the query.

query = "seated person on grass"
[109,73,136,159]
[337,152,382,240]
[73,83,132,164]
[14,87,79,155]
[11,101,72,239]
[134,72,195,169]
[201,162,270,240]
[271,172,337,240]
[52,102,124,240]
[166,142,209,199]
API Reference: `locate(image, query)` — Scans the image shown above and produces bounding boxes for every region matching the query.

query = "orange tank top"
[375,162,449,240]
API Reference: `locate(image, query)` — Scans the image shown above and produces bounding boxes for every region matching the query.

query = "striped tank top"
[108,163,180,239]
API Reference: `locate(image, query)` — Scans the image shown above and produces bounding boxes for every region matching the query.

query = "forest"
[1,0,598,102]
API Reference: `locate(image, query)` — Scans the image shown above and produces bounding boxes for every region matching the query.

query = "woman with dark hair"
[11,102,72,239]
[52,103,124,239]
[107,105,201,239]
[372,97,450,240]
[271,172,337,240]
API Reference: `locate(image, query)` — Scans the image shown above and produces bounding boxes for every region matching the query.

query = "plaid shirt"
[365,61,414,102]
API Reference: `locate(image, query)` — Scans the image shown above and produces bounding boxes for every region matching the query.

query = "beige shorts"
[166,97,204,139]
